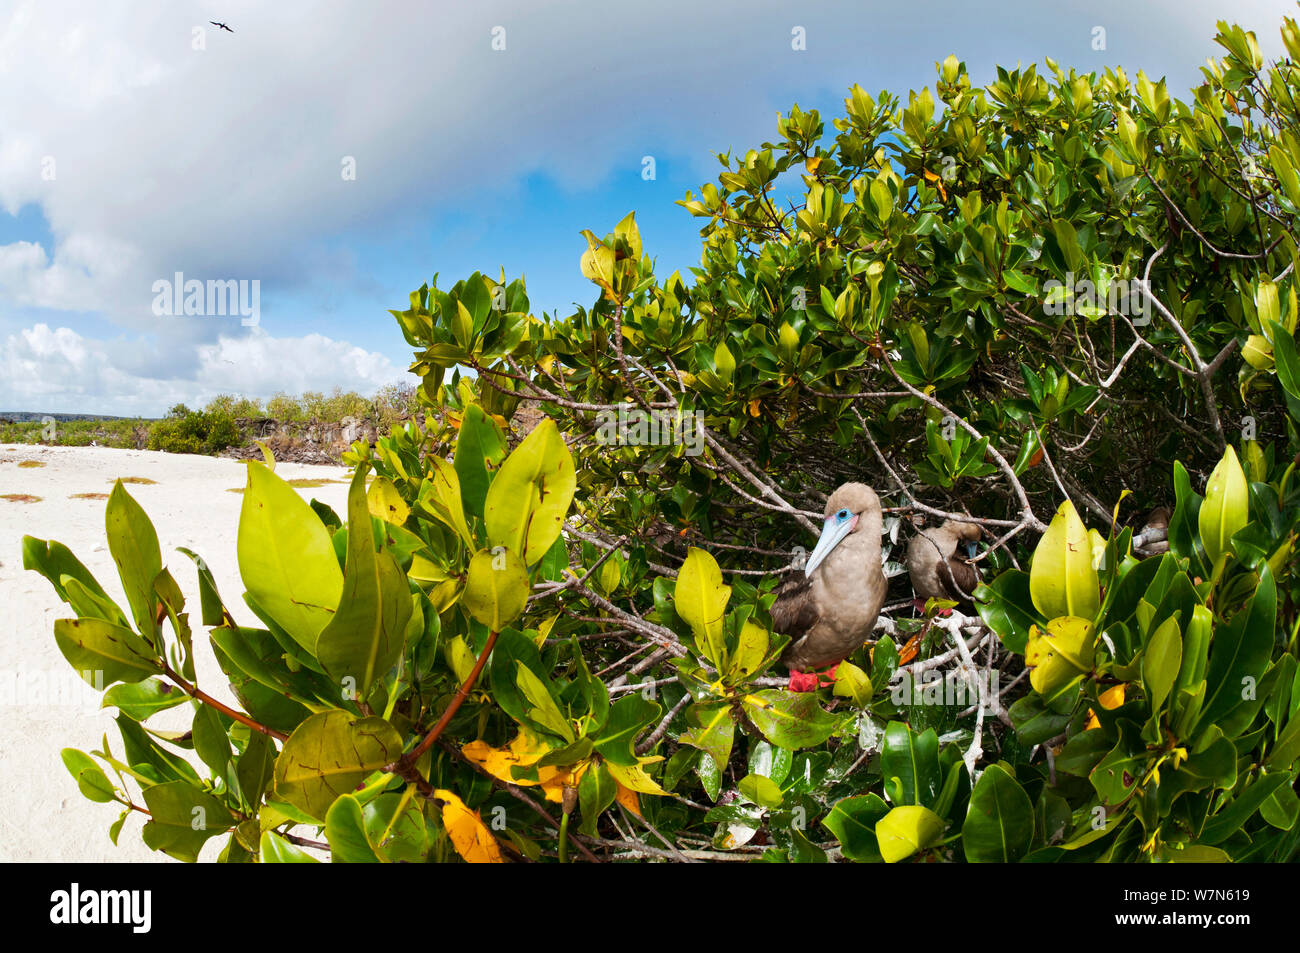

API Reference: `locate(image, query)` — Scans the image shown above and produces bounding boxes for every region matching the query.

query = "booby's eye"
[837,508,852,520]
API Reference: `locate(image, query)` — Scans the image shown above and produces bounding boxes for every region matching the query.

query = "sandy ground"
[0,444,351,862]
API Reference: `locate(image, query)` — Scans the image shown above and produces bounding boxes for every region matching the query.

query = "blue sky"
[0,0,1294,415]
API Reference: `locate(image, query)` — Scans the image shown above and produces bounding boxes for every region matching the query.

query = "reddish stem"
[407,629,499,763]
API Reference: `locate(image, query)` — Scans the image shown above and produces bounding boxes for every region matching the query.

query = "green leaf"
[102,678,187,720]
[822,793,890,862]
[962,763,1034,862]
[578,762,619,837]
[741,690,840,750]
[105,481,162,639]
[731,620,769,678]
[592,693,661,766]
[273,711,403,821]
[140,780,235,862]
[53,617,161,686]
[192,705,232,776]
[484,418,576,565]
[1024,616,1094,695]
[832,660,873,706]
[236,731,275,808]
[875,805,945,863]
[61,748,117,803]
[237,462,344,653]
[324,793,380,862]
[177,546,227,628]
[975,569,1036,654]
[515,663,574,742]
[421,457,477,550]
[22,536,129,626]
[1142,614,1183,718]
[738,773,784,809]
[316,466,412,697]
[462,547,529,630]
[454,404,508,519]
[881,721,942,807]
[1201,565,1276,727]
[259,831,320,863]
[679,701,735,772]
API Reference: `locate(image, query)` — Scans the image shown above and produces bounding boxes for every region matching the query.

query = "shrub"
[26,15,1300,863]
[205,394,264,419]
[147,407,243,455]
[265,391,305,421]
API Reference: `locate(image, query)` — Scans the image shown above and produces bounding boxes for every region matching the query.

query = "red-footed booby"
[906,519,982,609]
[770,483,888,692]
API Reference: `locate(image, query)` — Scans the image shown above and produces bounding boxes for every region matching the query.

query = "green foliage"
[146,406,243,455]
[26,15,1300,862]
[0,416,147,448]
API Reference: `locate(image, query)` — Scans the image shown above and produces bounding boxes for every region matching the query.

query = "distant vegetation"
[146,404,245,455]
[1,384,419,456]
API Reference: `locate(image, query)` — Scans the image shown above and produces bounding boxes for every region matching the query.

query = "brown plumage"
[906,519,982,607]
[771,483,888,673]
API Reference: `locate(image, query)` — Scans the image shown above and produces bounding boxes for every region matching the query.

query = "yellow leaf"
[538,760,590,803]
[435,789,505,863]
[444,636,477,685]
[606,760,669,796]
[484,418,576,566]
[615,783,642,817]
[674,548,731,669]
[1029,501,1100,621]
[532,611,561,648]
[408,553,448,583]
[366,476,410,525]
[1199,445,1249,565]
[428,577,461,613]
[1099,683,1127,709]
[805,156,823,175]
[747,398,762,418]
[423,458,476,550]
[1025,616,1096,694]
[1085,683,1127,730]
[461,729,552,786]
[462,547,529,630]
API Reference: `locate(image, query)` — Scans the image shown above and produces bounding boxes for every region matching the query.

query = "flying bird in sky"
[210,21,234,33]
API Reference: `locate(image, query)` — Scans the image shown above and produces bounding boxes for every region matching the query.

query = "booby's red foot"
[788,665,840,692]
[787,670,822,692]
[913,597,954,617]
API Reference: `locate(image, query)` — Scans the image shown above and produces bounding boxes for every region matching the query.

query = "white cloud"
[0,0,1291,412]
[0,323,404,416]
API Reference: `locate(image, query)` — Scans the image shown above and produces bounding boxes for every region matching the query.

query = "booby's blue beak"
[804,511,858,576]
[963,539,979,560]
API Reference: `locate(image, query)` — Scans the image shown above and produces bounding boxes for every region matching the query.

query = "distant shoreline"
[0,412,158,423]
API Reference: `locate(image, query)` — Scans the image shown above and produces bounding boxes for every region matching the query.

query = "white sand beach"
[0,445,351,862]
